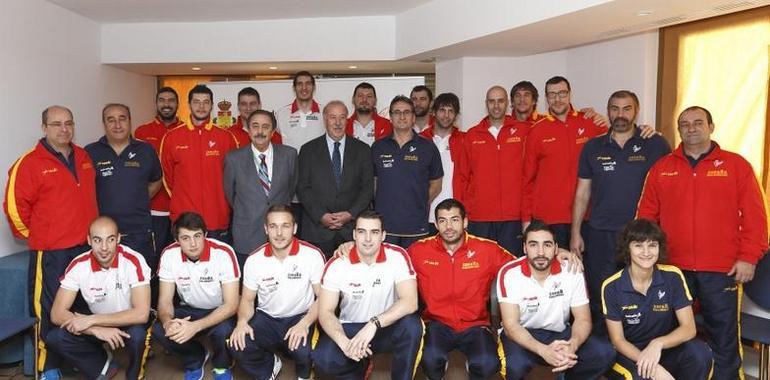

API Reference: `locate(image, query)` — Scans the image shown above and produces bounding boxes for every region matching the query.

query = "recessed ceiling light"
[637,10,653,16]
[268,66,278,70]
[191,67,202,71]
[348,65,358,69]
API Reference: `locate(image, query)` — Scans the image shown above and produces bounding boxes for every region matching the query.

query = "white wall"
[435,31,658,129]
[0,0,157,257]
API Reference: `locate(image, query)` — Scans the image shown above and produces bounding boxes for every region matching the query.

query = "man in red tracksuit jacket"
[3,105,98,380]
[227,86,282,147]
[159,84,239,243]
[345,82,392,146]
[522,76,608,247]
[408,198,513,380]
[637,106,768,380]
[456,85,532,254]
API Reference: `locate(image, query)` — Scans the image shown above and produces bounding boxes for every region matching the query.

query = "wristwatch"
[369,316,382,329]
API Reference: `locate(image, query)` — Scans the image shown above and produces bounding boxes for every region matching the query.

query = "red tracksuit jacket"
[135,117,185,212]
[4,142,98,250]
[456,116,530,222]
[159,119,239,230]
[636,143,768,272]
[522,111,607,224]
[345,112,393,142]
[408,233,513,332]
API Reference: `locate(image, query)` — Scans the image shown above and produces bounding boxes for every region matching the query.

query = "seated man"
[152,212,240,380]
[228,205,325,380]
[47,216,152,380]
[603,219,712,380]
[313,210,423,380]
[497,220,614,380]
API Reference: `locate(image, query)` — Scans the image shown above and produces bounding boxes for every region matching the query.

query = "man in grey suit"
[224,109,298,265]
[298,100,374,258]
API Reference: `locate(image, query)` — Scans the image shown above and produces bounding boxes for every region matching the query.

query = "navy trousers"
[582,226,624,335]
[500,327,615,380]
[229,310,314,379]
[313,313,424,380]
[421,321,500,380]
[384,235,428,250]
[120,230,158,307]
[467,221,523,256]
[609,339,712,379]
[152,305,234,370]
[46,322,152,380]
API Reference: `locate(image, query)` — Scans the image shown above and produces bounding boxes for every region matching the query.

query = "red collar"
[520,259,562,277]
[419,125,461,139]
[155,116,182,128]
[186,117,213,131]
[349,244,387,264]
[291,100,320,113]
[90,245,123,272]
[264,238,300,257]
[181,239,212,262]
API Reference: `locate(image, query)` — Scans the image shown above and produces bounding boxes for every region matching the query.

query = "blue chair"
[742,249,770,380]
[0,317,37,379]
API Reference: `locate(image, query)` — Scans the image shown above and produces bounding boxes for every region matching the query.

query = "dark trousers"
[291,202,304,237]
[151,305,234,370]
[150,215,172,257]
[609,339,712,380]
[583,226,623,334]
[46,322,152,380]
[309,233,348,260]
[28,245,89,372]
[229,310,313,379]
[313,313,424,380]
[549,223,571,249]
[384,234,428,249]
[421,321,500,380]
[467,221,523,256]
[121,230,159,307]
[683,271,742,380]
[500,327,614,380]
[208,229,232,246]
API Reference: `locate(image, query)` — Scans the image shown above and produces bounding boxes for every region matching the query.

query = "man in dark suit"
[224,109,298,265]
[298,100,374,258]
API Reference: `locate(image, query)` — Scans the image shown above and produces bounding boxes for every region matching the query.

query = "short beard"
[414,108,429,118]
[355,107,372,115]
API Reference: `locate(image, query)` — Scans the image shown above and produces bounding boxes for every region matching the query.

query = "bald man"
[4,105,98,379]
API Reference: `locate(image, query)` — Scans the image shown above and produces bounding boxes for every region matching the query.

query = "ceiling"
[109,61,436,76]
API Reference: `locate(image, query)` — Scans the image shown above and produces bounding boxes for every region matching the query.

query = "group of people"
[3,69,768,380]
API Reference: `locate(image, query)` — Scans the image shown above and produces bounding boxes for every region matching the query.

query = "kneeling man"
[497,221,614,379]
[313,210,423,380]
[47,216,152,380]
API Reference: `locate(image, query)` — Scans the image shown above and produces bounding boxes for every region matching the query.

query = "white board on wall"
[204,76,425,118]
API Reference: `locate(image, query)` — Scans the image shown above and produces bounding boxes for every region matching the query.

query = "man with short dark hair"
[345,82,392,145]
[509,81,543,123]
[275,71,325,151]
[160,84,239,243]
[313,211,422,380]
[224,87,263,147]
[410,85,434,133]
[47,216,152,380]
[153,211,240,380]
[637,105,769,379]
[497,221,614,379]
[135,87,186,258]
[371,95,443,248]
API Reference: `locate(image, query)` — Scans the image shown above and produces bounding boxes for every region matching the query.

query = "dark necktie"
[332,141,342,188]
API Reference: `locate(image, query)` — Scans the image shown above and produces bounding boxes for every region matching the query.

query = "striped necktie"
[258,153,270,196]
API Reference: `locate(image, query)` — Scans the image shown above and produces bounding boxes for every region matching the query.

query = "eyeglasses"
[390,110,413,118]
[46,121,75,128]
[546,90,570,99]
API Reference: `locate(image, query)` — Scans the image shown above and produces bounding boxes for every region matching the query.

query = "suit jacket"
[297,135,373,242]
[224,144,297,255]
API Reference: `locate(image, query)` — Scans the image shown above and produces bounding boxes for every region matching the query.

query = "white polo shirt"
[158,238,240,310]
[497,257,588,332]
[275,100,325,151]
[243,239,325,318]
[352,119,376,146]
[321,243,416,323]
[60,245,151,315]
[429,133,454,224]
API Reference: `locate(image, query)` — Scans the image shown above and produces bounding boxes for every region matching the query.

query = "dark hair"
[616,219,668,265]
[41,105,73,125]
[174,212,207,239]
[238,87,261,103]
[353,82,377,98]
[187,84,213,104]
[102,103,131,123]
[678,105,713,125]
[157,87,178,101]
[510,81,539,105]
[523,219,556,243]
[265,204,295,224]
[545,76,571,92]
[432,92,460,114]
[389,95,415,115]
[247,109,277,130]
[410,85,434,102]
[434,198,466,221]
[607,90,639,110]
[292,71,315,87]
[356,210,383,226]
